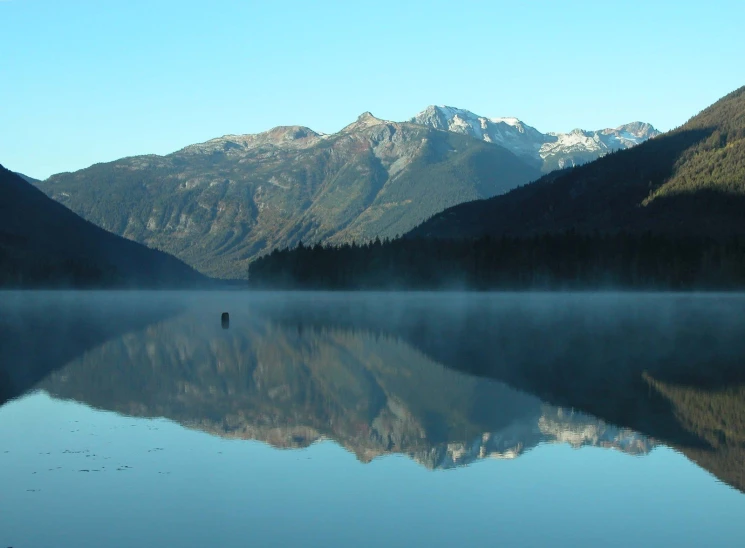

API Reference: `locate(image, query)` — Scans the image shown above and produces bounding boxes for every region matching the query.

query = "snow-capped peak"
[488,116,522,127]
[409,105,660,172]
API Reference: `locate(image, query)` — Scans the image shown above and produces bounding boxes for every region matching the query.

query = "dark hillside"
[0,165,204,287]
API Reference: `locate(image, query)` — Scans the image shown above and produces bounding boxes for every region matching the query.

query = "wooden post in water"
[221,312,230,329]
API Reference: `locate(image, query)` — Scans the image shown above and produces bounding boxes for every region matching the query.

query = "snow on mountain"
[410,105,660,172]
[411,105,547,161]
[177,107,658,175]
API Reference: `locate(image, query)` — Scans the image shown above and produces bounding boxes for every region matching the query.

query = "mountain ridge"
[31,105,659,278]
[36,117,540,278]
[411,85,745,239]
[410,105,660,171]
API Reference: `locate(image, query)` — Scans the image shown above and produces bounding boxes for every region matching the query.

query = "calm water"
[1,291,745,547]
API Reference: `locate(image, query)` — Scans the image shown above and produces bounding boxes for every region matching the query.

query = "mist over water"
[2,291,745,546]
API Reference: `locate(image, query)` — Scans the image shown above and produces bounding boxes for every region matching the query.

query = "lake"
[1,291,745,547]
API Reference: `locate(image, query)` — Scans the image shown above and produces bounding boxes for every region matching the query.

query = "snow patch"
[489,116,522,128]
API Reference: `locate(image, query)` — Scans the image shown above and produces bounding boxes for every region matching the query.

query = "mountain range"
[32,108,656,278]
[410,106,660,172]
[413,86,745,239]
[0,165,203,287]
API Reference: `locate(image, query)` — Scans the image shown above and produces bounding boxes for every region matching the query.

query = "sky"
[2,0,744,179]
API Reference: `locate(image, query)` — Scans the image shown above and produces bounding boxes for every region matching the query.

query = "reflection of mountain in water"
[8,291,744,489]
[426,407,651,470]
[38,312,654,469]
[255,293,745,490]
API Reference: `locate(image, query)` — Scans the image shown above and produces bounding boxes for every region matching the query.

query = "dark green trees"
[248,232,745,290]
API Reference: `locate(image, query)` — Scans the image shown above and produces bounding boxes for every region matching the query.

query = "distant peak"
[356,111,386,124]
[341,111,388,132]
[615,121,660,137]
[264,125,320,140]
[409,105,479,130]
[489,116,523,127]
[179,125,322,155]
[434,105,478,120]
[412,106,530,130]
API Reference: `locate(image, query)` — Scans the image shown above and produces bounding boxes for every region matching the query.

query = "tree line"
[247,232,745,290]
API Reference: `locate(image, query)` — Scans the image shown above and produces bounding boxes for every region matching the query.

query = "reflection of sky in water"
[2,392,745,548]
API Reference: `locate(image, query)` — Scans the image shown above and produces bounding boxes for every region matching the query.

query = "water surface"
[1,291,744,547]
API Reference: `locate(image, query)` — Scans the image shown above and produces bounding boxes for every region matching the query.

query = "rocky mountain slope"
[412,85,745,239]
[37,114,540,278]
[410,106,659,172]
[0,165,203,287]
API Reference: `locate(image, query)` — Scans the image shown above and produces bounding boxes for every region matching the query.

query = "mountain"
[412,85,745,239]
[35,114,540,278]
[410,105,660,172]
[0,164,204,287]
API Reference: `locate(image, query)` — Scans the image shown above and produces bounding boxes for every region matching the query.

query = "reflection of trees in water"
[644,375,745,491]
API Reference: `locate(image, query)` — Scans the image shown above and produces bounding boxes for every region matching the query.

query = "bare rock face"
[181,125,325,155]
[37,115,539,278]
[340,112,388,133]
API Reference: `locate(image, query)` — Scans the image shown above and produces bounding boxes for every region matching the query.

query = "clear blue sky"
[2,0,743,179]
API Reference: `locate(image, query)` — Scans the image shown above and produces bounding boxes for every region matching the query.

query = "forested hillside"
[247,233,745,290]
[0,165,204,288]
